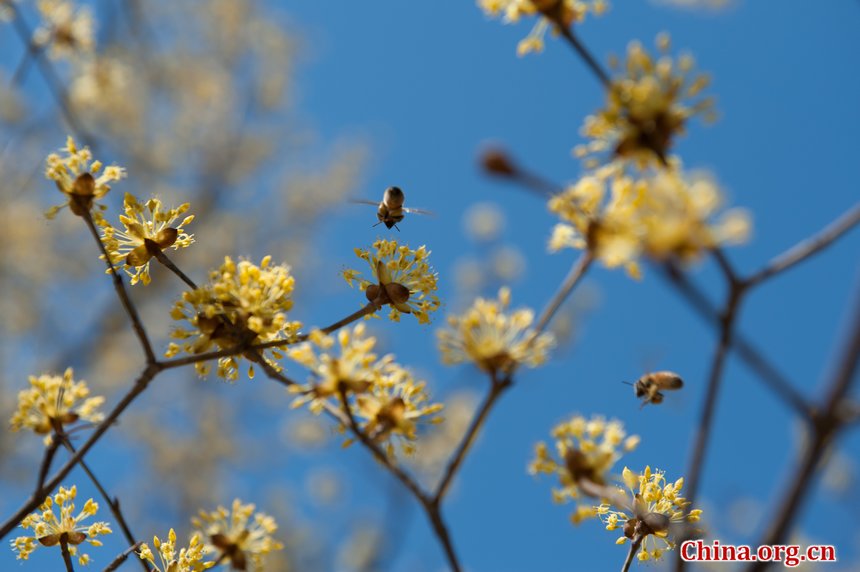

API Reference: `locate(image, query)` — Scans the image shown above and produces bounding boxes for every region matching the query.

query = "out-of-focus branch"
[745,284,860,571]
[661,262,810,416]
[745,203,860,288]
[102,542,143,572]
[7,1,97,149]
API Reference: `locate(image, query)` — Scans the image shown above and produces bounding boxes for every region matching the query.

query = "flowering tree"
[0,1,858,571]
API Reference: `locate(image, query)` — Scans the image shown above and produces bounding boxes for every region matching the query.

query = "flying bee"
[624,371,684,407]
[350,186,433,230]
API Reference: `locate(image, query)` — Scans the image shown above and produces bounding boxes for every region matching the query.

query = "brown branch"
[60,439,150,572]
[82,210,156,364]
[102,542,143,572]
[0,364,161,540]
[533,251,594,337]
[433,373,511,503]
[60,533,76,572]
[151,248,198,289]
[547,15,612,88]
[35,437,62,493]
[622,534,644,572]
[745,202,860,288]
[745,284,860,572]
[660,262,810,416]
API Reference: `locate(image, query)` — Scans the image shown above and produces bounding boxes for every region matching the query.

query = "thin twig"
[35,437,62,493]
[433,373,511,503]
[0,364,161,540]
[745,203,860,288]
[533,251,594,337]
[622,535,644,572]
[82,210,156,364]
[551,19,612,88]
[103,542,143,572]
[60,439,150,572]
[152,249,198,289]
[60,534,76,572]
[660,263,810,416]
[7,1,97,149]
[745,285,860,571]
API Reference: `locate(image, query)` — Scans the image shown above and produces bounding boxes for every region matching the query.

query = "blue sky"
[1,1,859,571]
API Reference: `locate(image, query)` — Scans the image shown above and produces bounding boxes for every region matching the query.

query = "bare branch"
[745,203,860,288]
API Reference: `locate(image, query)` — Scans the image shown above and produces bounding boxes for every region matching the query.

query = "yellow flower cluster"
[529,415,639,524]
[34,0,95,61]
[351,365,444,457]
[192,499,283,572]
[342,239,440,324]
[138,529,212,572]
[11,485,112,566]
[478,0,609,56]
[288,323,394,412]
[166,256,302,380]
[436,287,555,375]
[548,168,751,277]
[288,324,443,457]
[597,466,702,561]
[575,34,715,169]
[10,368,105,445]
[44,136,126,219]
[99,193,195,286]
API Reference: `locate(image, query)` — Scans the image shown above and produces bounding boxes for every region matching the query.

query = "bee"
[351,186,433,230]
[625,371,684,407]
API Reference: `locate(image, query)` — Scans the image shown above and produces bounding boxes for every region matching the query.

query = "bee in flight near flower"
[625,371,684,407]
[351,186,433,230]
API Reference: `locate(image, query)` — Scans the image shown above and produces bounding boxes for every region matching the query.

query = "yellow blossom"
[351,365,444,458]
[597,466,702,561]
[34,0,94,60]
[437,287,555,375]
[192,500,283,572]
[10,368,105,445]
[529,414,639,524]
[166,256,302,381]
[11,485,112,565]
[138,529,213,572]
[44,136,126,219]
[478,0,609,57]
[287,323,390,413]
[574,34,715,169]
[548,167,751,275]
[342,239,440,324]
[99,193,195,286]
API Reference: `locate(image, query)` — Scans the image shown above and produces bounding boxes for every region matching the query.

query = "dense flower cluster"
[529,415,639,523]
[289,324,444,457]
[191,499,283,572]
[44,136,126,219]
[138,529,212,572]
[548,168,751,277]
[166,256,302,380]
[10,368,105,445]
[574,34,715,169]
[597,466,702,562]
[478,0,609,56]
[437,287,555,375]
[99,193,195,286]
[342,239,440,324]
[11,485,112,566]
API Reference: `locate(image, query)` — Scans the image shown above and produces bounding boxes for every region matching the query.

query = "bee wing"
[403,207,435,216]
[348,198,380,207]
